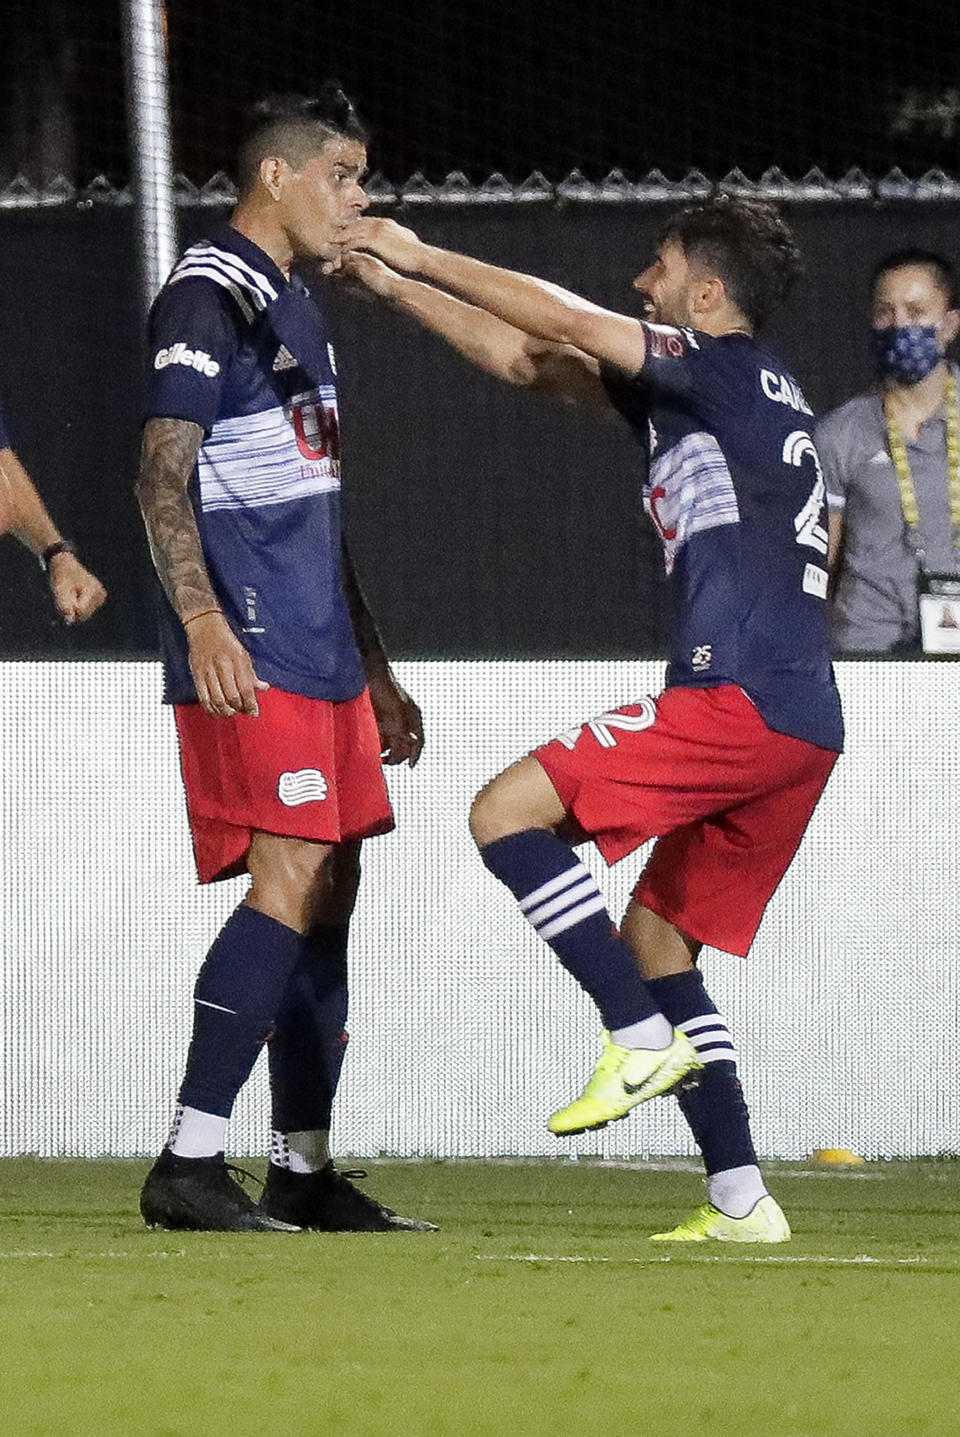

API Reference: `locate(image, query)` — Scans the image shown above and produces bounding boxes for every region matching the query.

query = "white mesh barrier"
[0,659,956,1159]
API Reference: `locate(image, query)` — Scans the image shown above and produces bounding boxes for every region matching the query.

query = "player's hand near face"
[340,249,402,298]
[367,666,424,767]
[48,551,108,624]
[342,215,647,376]
[340,216,424,275]
[185,610,270,719]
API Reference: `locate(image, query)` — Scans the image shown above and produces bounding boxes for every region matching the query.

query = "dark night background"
[2,0,960,186]
[0,0,959,660]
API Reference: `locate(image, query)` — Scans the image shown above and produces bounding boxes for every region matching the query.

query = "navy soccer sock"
[646,969,758,1177]
[177,904,306,1121]
[268,922,349,1139]
[480,829,662,1030]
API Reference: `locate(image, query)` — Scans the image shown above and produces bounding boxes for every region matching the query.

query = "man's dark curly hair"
[236,84,367,195]
[661,194,802,330]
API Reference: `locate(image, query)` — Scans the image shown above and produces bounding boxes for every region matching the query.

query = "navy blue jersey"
[0,401,11,450]
[603,322,843,753]
[144,226,366,705]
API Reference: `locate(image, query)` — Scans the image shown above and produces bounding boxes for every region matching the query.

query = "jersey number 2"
[557,699,657,750]
[784,430,828,556]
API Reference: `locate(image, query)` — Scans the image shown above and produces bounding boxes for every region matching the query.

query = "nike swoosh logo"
[623,1074,658,1096]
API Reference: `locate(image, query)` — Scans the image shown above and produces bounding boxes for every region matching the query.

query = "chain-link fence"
[2,0,960,210]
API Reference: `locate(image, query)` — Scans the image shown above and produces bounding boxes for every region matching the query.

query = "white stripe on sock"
[195,998,237,1015]
[526,876,599,927]
[676,1015,736,1062]
[678,1016,727,1037]
[519,863,592,913]
[538,893,608,940]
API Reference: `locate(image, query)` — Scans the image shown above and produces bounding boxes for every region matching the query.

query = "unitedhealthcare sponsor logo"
[154,343,221,378]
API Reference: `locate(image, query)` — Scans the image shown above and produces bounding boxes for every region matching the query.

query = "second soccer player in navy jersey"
[135,89,435,1233]
[342,196,842,1242]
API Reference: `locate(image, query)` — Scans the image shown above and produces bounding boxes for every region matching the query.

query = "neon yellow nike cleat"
[548,1028,702,1136]
[650,1195,791,1243]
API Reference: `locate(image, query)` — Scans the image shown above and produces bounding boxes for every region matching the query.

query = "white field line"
[0,1249,950,1270]
[349,1158,887,1177]
[476,1252,940,1268]
[0,1249,283,1260]
[586,1161,883,1180]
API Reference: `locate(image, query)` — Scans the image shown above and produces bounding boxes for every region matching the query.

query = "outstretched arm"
[344,251,612,411]
[135,417,269,718]
[341,536,423,767]
[0,446,107,623]
[343,217,648,376]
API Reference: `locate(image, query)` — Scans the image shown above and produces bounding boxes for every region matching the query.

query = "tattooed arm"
[341,537,423,767]
[135,417,269,718]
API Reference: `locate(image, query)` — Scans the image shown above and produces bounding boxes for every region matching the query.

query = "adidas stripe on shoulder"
[168,243,279,323]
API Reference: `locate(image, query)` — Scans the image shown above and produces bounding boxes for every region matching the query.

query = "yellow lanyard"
[884,372,960,562]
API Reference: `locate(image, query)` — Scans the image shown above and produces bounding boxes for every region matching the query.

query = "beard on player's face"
[634,288,657,320]
[642,289,693,328]
[632,274,696,328]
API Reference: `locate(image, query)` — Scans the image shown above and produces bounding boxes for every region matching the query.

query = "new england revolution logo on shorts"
[278,769,329,806]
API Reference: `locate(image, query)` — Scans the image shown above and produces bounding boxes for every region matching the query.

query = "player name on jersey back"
[759,367,813,415]
[601,324,843,754]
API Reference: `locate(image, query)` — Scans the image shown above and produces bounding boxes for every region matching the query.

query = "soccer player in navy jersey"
[0,403,106,621]
[135,88,435,1233]
[342,196,842,1242]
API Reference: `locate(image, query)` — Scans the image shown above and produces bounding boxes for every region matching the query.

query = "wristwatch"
[40,539,79,572]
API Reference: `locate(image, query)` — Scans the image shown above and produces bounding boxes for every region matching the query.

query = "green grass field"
[0,1157,958,1436]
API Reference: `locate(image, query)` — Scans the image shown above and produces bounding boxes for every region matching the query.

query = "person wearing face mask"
[816,249,960,654]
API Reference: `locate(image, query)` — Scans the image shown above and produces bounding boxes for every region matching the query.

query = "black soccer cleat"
[139,1148,300,1233]
[260,1161,438,1233]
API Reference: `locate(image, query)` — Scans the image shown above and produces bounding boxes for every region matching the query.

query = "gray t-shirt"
[816,371,960,653]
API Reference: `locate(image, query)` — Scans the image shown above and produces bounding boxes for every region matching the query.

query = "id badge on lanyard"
[918,573,960,654]
[885,373,960,653]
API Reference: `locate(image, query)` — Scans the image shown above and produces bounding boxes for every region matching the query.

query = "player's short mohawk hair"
[662,194,802,331]
[236,84,368,194]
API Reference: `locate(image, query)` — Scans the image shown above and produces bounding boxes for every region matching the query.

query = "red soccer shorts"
[174,686,394,884]
[535,684,837,957]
